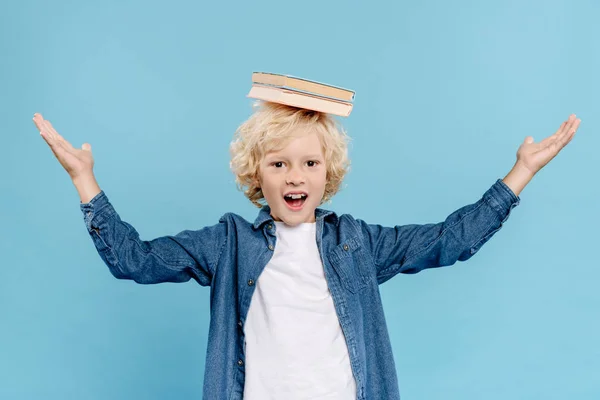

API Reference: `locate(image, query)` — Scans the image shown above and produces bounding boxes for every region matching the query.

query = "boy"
[33,102,580,399]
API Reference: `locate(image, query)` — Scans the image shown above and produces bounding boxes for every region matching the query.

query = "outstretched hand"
[33,113,95,180]
[515,114,581,176]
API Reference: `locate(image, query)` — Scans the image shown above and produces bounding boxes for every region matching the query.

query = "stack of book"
[247,72,355,117]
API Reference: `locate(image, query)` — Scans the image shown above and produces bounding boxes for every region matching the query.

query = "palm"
[33,113,94,179]
[516,114,581,175]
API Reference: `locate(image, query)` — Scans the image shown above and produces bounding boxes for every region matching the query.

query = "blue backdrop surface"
[1,0,598,398]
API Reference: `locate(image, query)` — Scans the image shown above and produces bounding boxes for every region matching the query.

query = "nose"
[285,167,305,186]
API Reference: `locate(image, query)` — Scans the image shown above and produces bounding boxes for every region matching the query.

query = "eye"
[272,161,284,168]
[307,160,318,167]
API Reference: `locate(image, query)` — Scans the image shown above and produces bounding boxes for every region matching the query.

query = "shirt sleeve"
[79,190,227,286]
[357,179,520,284]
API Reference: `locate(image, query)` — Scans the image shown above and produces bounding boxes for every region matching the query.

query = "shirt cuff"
[79,190,117,232]
[483,179,520,223]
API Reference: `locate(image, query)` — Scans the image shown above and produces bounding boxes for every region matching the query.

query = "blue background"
[1,0,598,398]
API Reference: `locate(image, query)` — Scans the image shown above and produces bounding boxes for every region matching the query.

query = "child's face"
[258,131,327,226]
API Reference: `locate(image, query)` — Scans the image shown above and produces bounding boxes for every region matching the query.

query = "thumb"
[82,143,92,151]
[524,136,534,144]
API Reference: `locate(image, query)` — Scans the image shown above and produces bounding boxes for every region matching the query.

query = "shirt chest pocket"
[327,236,371,293]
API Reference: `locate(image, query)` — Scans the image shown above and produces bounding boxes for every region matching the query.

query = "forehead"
[264,129,324,157]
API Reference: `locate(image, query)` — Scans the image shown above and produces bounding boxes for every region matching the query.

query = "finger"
[36,120,52,140]
[565,130,577,146]
[546,114,573,138]
[45,120,60,137]
[566,113,578,131]
[548,119,579,154]
[34,116,56,142]
[34,115,79,160]
[32,114,46,133]
[558,118,580,146]
[538,121,566,147]
[558,118,570,134]
[42,120,77,152]
[558,114,576,136]
[553,121,573,146]
[42,120,58,141]
[541,115,577,148]
[32,114,54,138]
[44,120,75,151]
[560,119,580,147]
[37,119,68,153]
[39,127,64,160]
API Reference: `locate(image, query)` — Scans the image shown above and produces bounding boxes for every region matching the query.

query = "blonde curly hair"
[230,101,351,208]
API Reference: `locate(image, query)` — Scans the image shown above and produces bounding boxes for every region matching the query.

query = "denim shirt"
[79,179,519,400]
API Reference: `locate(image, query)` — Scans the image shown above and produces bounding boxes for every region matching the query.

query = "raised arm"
[79,190,225,285]
[359,114,581,284]
[359,179,519,284]
[33,113,225,285]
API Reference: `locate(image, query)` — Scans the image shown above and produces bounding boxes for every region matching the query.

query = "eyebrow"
[265,154,323,161]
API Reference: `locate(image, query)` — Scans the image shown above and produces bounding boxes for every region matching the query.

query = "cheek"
[260,176,278,197]
[318,170,328,187]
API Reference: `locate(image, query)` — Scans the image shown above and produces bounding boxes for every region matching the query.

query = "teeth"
[285,193,307,199]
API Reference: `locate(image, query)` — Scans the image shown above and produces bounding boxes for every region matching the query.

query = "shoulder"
[218,211,251,225]
[321,209,370,239]
[319,207,365,227]
[323,210,388,246]
[217,211,260,232]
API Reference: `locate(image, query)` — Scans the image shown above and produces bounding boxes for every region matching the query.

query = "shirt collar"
[252,204,339,229]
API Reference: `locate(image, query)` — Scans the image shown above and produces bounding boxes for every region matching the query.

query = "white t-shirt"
[243,221,357,399]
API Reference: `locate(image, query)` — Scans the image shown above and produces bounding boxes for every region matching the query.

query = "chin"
[274,206,317,225]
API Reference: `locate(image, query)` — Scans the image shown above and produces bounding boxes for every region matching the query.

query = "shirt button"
[247,279,254,286]
[267,224,273,230]
[268,244,274,251]
[343,244,349,251]
[237,359,244,366]
[238,320,243,328]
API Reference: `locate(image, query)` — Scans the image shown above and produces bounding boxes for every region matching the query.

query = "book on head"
[252,72,355,103]
[247,84,353,117]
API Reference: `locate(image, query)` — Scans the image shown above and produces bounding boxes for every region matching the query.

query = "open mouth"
[283,193,308,210]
